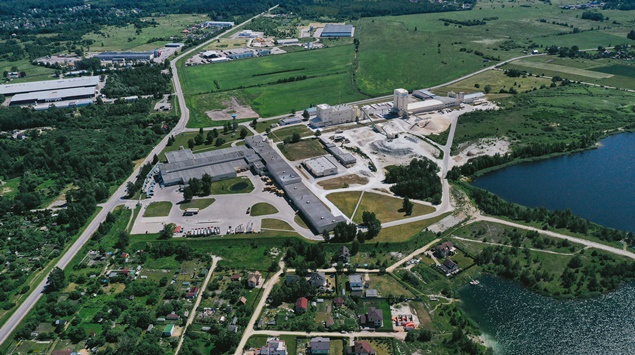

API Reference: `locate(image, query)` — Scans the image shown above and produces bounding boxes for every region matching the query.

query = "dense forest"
[385,158,443,204]
[101,65,172,98]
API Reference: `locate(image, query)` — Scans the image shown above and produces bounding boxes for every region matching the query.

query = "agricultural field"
[179,45,366,122]
[83,14,211,52]
[504,56,635,90]
[354,0,635,96]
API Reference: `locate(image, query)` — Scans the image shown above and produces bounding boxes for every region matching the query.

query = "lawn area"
[179,198,216,211]
[358,300,393,332]
[278,139,326,161]
[318,174,369,190]
[211,177,254,194]
[367,274,416,298]
[327,191,363,219]
[294,214,308,229]
[83,14,210,51]
[0,58,56,84]
[351,192,435,224]
[261,218,294,231]
[179,45,367,119]
[143,201,173,217]
[433,68,552,98]
[375,212,452,242]
[250,202,279,216]
[160,129,252,161]
[270,125,314,143]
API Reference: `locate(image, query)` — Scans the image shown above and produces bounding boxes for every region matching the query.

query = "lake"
[459,275,635,354]
[472,133,635,232]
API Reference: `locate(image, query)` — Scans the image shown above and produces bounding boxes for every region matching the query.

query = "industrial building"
[165,43,184,48]
[201,50,221,58]
[319,138,357,167]
[95,51,154,62]
[33,99,93,111]
[277,38,299,45]
[303,157,338,177]
[204,21,235,27]
[158,146,261,186]
[0,76,100,96]
[10,87,95,106]
[312,104,358,127]
[226,49,255,59]
[392,87,485,116]
[321,24,355,37]
[246,136,346,233]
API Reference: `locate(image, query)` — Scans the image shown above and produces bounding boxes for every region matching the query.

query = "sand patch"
[206,97,259,121]
[452,137,511,169]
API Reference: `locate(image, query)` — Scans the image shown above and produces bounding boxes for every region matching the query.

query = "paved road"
[0,6,277,347]
[175,256,220,355]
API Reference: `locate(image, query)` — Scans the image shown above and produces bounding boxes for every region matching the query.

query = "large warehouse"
[303,157,337,177]
[10,87,96,106]
[321,24,355,37]
[0,76,99,96]
[246,136,346,233]
[95,51,154,62]
[158,146,261,186]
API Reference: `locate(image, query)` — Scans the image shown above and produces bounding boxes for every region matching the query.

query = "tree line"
[385,158,443,205]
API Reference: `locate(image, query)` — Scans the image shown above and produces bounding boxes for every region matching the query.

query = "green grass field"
[143,201,173,217]
[351,192,435,224]
[270,125,314,143]
[211,177,254,194]
[250,202,279,216]
[179,45,367,121]
[83,14,210,51]
[179,198,215,210]
[278,139,326,161]
[375,212,452,242]
[0,177,20,199]
[327,191,363,219]
[261,218,294,231]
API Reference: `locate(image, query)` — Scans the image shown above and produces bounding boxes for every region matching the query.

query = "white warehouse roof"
[0,76,99,95]
[11,87,96,103]
[407,99,444,111]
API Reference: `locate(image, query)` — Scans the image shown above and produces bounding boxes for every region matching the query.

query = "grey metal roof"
[322,24,354,34]
[304,156,336,175]
[11,87,95,103]
[310,337,330,351]
[0,76,99,95]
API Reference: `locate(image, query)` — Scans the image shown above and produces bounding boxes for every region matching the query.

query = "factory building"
[319,138,357,167]
[393,88,409,116]
[95,51,154,62]
[321,24,355,37]
[201,50,221,58]
[226,49,255,59]
[303,157,338,177]
[0,76,100,96]
[313,104,358,127]
[246,136,346,233]
[277,38,300,45]
[165,43,184,48]
[10,87,96,106]
[158,146,261,186]
[204,21,235,27]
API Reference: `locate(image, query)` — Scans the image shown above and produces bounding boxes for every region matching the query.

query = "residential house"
[248,271,262,288]
[333,297,344,307]
[359,307,383,327]
[166,312,180,321]
[258,337,288,355]
[349,274,363,292]
[310,337,330,354]
[285,275,300,285]
[295,297,308,314]
[239,296,248,305]
[163,324,175,337]
[185,286,200,299]
[231,273,241,282]
[434,241,456,258]
[440,258,459,275]
[308,272,327,289]
[338,246,350,263]
[348,341,375,355]
[365,289,378,298]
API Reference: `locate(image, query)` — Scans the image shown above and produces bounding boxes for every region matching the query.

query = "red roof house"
[295,297,308,314]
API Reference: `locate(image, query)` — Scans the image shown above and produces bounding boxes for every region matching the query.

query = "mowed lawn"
[351,192,435,224]
[327,191,363,219]
[143,201,173,217]
[179,198,215,211]
[278,139,326,161]
[250,202,278,216]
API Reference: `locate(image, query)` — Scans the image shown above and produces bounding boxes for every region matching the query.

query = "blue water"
[459,275,635,354]
[472,133,635,232]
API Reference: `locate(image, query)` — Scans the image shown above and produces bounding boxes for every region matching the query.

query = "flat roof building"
[95,51,154,62]
[303,157,337,177]
[205,21,235,27]
[277,38,300,45]
[10,87,96,106]
[313,104,357,127]
[321,24,355,37]
[0,76,99,96]
[319,138,357,167]
[246,136,346,233]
